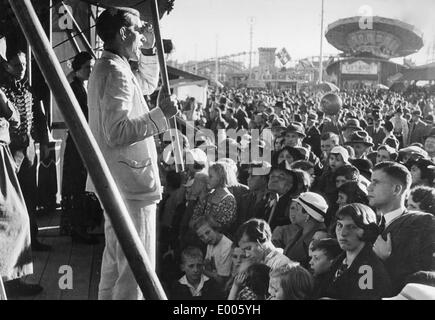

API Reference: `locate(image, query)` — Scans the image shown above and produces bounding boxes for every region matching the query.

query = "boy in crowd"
[170,246,222,299]
[194,216,233,286]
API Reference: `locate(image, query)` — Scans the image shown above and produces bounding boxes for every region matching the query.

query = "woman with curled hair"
[320,203,392,300]
[407,186,435,216]
[191,163,237,234]
[268,263,314,300]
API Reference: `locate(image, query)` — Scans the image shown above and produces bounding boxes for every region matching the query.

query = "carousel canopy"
[326,16,424,60]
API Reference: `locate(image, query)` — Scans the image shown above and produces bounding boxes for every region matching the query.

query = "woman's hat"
[293,192,328,223]
[330,146,350,164]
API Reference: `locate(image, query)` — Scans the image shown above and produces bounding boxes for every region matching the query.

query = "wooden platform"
[13,209,105,300]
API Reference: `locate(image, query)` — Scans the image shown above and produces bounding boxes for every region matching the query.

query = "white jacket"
[86,51,168,204]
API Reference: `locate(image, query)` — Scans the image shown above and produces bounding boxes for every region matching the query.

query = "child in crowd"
[268,263,314,300]
[170,246,223,300]
[228,262,270,300]
[194,216,233,286]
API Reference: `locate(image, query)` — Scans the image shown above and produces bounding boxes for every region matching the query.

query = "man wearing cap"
[303,112,322,158]
[233,96,249,130]
[345,131,374,160]
[366,112,386,149]
[284,122,322,173]
[341,119,362,143]
[407,110,429,146]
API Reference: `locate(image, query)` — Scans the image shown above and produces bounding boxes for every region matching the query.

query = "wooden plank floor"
[12,209,105,300]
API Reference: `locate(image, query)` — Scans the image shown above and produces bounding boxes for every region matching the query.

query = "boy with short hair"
[170,246,222,300]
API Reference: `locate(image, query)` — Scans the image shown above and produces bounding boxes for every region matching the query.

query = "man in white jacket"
[87,7,177,300]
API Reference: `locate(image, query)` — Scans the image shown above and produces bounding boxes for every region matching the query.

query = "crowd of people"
[1,6,435,300]
[155,84,435,300]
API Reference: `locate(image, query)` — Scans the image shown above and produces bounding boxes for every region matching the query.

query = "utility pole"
[215,35,219,83]
[319,0,325,83]
[248,17,255,80]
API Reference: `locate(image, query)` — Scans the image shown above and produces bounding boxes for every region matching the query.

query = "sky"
[159,0,435,66]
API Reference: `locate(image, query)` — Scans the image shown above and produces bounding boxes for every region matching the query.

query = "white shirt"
[178,274,210,297]
[383,207,404,228]
[205,235,233,277]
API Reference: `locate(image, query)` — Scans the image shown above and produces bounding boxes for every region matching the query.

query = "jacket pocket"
[112,155,157,194]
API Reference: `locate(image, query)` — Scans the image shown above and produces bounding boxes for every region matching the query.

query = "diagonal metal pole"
[8,0,167,300]
[60,0,96,58]
[150,0,184,173]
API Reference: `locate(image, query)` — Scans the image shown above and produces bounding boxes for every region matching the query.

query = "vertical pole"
[319,0,325,84]
[215,35,219,84]
[9,0,167,300]
[149,0,184,173]
[249,17,254,80]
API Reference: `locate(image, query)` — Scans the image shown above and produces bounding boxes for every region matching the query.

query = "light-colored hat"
[294,192,328,223]
[185,148,208,165]
[330,146,350,164]
[383,283,435,300]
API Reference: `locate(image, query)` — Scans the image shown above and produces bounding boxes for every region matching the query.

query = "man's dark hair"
[96,7,140,43]
[374,161,412,192]
[310,238,342,261]
[236,219,271,244]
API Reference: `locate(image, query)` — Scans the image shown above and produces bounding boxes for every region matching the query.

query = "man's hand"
[158,88,178,119]
[140,22,155,50]
[373,233,392,261]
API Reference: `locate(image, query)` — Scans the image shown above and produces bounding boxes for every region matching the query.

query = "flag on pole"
[276,48,291,66]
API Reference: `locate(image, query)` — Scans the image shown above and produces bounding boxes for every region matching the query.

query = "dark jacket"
[284,222,326,268]
[255,190,293,231]
[304,125,322,158]
[382,211,435,295]
[320,245,392,300]
[407,120,429,146]
[170,277,224,300]
[366,125,386,149]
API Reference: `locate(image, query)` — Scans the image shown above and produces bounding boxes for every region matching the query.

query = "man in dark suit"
[365,113,386,149]
[368,162,435,294]
[304,112,322,158]
[233,96,249,130]
[254,161,298,231]
[407,110,429,146]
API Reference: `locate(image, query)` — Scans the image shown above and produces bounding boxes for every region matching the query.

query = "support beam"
[9,0,167,300]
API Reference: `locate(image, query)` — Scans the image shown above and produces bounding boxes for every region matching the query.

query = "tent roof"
[400,63,435,81]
